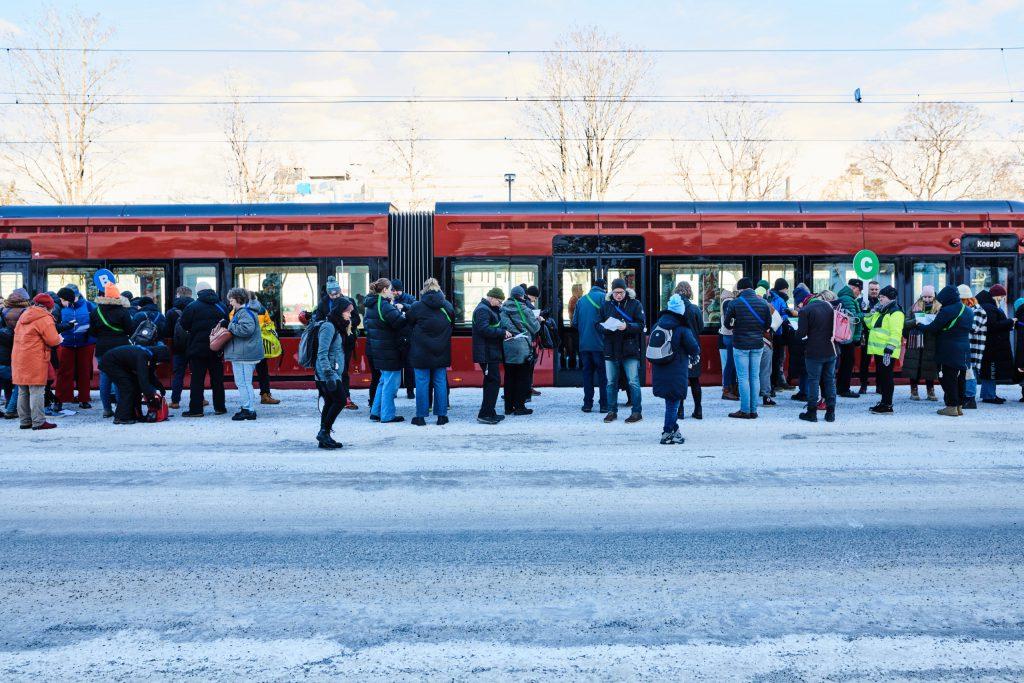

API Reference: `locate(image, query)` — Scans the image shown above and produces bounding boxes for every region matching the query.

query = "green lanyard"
[584,293,601,310]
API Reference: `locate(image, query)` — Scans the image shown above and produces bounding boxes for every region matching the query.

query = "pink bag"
[209,322,232,352]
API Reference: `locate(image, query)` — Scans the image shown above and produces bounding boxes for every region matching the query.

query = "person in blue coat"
[651,294,701,445]
[919,284,974,416]
[55,284,96,409]
[571,278,608,413]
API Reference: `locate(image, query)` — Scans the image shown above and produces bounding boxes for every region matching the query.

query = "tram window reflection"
[912,262,947,301]
[0,272,23,299]
[452,261,538,324]
[112,266,167,311]
[812,261,894,293]
[45,267,95,299]
[235,265,318,331]
[659,263,742,326]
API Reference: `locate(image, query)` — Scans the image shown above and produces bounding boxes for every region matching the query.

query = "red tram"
[2,200,1022,387]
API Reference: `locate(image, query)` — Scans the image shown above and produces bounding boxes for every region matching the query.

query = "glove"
[325,377,338,392]
[882,347,893,367]
[689,354,701,369]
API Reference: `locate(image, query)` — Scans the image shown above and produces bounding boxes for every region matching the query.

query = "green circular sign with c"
[853,249,879,280]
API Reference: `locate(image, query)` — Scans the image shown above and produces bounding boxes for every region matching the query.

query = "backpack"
[645,324,675,365]
[173,318,188,351]
[298,319,327,369]
[130,318,159,346]
[832,303,854,345]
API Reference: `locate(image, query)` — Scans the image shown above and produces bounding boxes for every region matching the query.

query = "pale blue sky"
[1,0,1022,202]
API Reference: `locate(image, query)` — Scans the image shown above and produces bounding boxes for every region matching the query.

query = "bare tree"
[822,163,889,201]
[0,180,20,205]
[379,104,432,211]
[522,27,652,200]
[674,98,793,201]
[855,102,1007,200]
[0,8,121,204]
[222,80,277,204]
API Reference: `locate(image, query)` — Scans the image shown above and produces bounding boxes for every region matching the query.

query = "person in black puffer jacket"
[796,290,838,422]
[472,288,508,424]
[598,278,646,423]
[406,278,455,425]
[651,294,701,445]
[674,281,704,420]
[920,284,974,415]
[90,283,139,418]
[363,278,407,423]
[178,288,228,417]
[976,285,1014,403]
[165,287,194,408]
[724,278,772,418]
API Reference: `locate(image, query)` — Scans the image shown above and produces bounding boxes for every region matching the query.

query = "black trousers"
[503,362,531,412]
[479,362,501,418]
[402,365,415,397]
[858,343,874,388]
[316,380,347,432]
[876,359,895,406]
[255,358,270,395]
[367,355,380,405]
[188,354,226,414]
[106,365,141,422]
[940,365,965,407]
[836,344,856,393]
[679,377,702,416]
[771,342,787,387]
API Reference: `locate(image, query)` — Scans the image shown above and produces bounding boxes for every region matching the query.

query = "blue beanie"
[1014,297,1024,313]
[510,285,526,300]
[794,283,811,304]
[668,293,686,315]
[325,276,341,294]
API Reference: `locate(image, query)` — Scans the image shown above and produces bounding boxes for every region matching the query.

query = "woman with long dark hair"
[314,299,351,449]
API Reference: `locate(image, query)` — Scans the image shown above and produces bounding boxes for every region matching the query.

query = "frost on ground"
[1,387,1023,681]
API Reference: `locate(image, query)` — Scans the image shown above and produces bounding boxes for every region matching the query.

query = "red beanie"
[33,293,55,310]
[989,284,1007,297]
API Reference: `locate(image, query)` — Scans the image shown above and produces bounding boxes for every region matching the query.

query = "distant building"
[269,166,375,203]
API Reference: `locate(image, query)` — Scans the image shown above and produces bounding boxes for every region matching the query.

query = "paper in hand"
[600,317,623,331]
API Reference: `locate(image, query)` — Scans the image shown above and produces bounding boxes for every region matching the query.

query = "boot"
[936,406,959,417]
[345,398,358,410]
[799,408,818,422]
[411,417,427,426]
[824,406,835,422]
[956,406,963,416]
[261,392,280,405]
[909,386,920,401]
[316,429,342,449]
[670,430,685,444]
[437,416,449,426]
[926,388,938,402]
[869,403,893,414]
[660,431,676,445]
[962,397,978,409]
[723,385,740,401]
[762,396,777,407]
[691,406,702,420]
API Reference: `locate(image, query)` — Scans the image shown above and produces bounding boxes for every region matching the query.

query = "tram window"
[659,263,742,326]
[969,266,1009,293]
[0,272,23,299]
[336,264,370,318]
[912,262,947,301]
[812,261,895,293]
[46,267,95,299]
[452,261,538,324]
[182,265,218,294]
[760,263,795,288]
[235,265,318,331]
[112,266,166,311]
[562,269,592,325]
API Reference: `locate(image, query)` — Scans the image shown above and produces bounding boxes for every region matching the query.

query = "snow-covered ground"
[1,386,1023,681]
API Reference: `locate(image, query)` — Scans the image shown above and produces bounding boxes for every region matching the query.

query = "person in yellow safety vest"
[863,285,904,414]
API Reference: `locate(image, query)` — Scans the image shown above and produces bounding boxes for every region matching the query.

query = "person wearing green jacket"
[864,285,904,414]
[835,279,865,398]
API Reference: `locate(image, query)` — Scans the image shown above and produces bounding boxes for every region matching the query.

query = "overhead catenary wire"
[1,136,1021,145]
[4,45,1024,54]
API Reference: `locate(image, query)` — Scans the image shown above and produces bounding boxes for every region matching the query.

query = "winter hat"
[755,286,768,297]
[610,278,627,291]
[120,290,134,301]
[879,285,898,300]
[104,283,120,299]
[1014,297,1024,312]
[957,284,974,299]
[57,287,76,304]
[510,285,526,300]
[390,278,405,292]
[486,287,505,300]
[33,293,55,310]
[773,278,790,292]
[667,293,686,315]
[325,276,341,294]
[794,284,811,305]
[593,278,607,290]
[66,284,81,297]
[756,279,770,290]
[737,277,753,291]
[848,278,864,290]
[526,285,541,298]
[921,285,936,297]
[989,283,1007,297]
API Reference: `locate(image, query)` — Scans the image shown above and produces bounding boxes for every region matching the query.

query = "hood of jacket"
[976,289,996,307]
[836,285,855,300]
[172,295,194,311]
[420,289,447,309]
[3,288,30,308]
[197,289,220,305]
[96,295,130,307]
[18,305,53,327]
[605,289,634,301]
[937,285,960,307]
[656,309,685,328]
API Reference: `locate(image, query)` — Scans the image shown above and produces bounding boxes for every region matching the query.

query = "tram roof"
[436,200,1024,215]
[0,202,395,219]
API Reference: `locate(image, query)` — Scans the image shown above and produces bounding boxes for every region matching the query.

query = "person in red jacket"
[13,294,63,430]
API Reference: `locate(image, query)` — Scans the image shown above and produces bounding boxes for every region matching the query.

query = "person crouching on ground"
[224,287,264,421]
[600,277,645,424]
[651,294,700,444]
[364,278,408,424]
[314,299,351,449]
[500,286,541,416]
[13,294,63,430]
[797,289,838,423]
[98,341,169,425]
[407,278,455,426]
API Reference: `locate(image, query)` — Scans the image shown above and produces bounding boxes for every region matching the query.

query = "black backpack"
[173,318,188,351]
[130,318,159,346]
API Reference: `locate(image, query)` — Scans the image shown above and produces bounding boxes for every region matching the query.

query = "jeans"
[605,358,641,414]
[414,368,448,418]
[965,374,978,400]
[99,370,119,412]
[170,353,187,404]
[720,337,736,387]
[734,347,764,414]
[371,369,401,421]
[980,379,998,400]
[233,361,258,411]
[758,345,772,397]
[478,362,501,418]
[941,365,966,407]
[663,398,681,434]
[805,356,837,410]
[580,350,608,410]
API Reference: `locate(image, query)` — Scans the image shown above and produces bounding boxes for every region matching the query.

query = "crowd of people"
[3,270,1023,447]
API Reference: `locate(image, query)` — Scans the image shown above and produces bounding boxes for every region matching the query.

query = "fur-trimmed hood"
[95,295,130,307]
[604,288,637,301]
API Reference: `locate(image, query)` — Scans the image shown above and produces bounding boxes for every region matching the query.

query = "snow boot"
[799,408,818,423]
[437,416,449,426]
[926,388,938,401]
[909,386,920,401]
[824,406,836,423]
[956,406,963,416]
[625,413,642,424]
[316,429,342,450]
[261,392,280,405]
[411,417,427,426]
[936,406,959,417]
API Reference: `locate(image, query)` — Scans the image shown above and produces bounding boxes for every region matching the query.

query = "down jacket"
[500,296,541,365]
[598,290,646,361]
[12,306,62,385]
[650,310,700,401]
[179,290,228,359]
[724,289,772,350]
[471,299,505,364]
[363,293,407,371]
[976,290,1014,381]
[920,285,974,370]
[59,296,95,348]
[406,289,455,369]
[225,305,265,363]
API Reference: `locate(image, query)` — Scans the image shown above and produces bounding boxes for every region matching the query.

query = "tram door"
[0,240,30,299]
[963,257,1015,297]
[554,256,643,387]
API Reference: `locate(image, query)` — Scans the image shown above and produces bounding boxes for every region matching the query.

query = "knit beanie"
[390,279,404,292]
[921,285,936,297]
[879,285,898,300]
[989,283,1007,297]
[57,287,76,304]
[793,284,811,305]
[510,285,526,300]
[325,276,341,294]
[610,278,627,291]
[104,283,120,299]
[756,279,770,290]
[957,284,973,299]
[667,293,686,315]
[773,278,790,292]
[486,287,505,300]
[525,285,541,298]
[33,293,55,310]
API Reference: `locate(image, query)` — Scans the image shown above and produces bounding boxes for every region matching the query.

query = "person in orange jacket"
[13,294,63,430]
